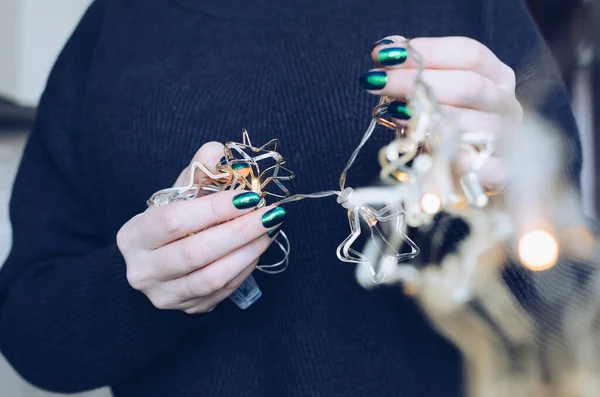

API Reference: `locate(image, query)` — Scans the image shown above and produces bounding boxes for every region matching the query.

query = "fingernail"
[359,71,387,91]
[267,225,283,238]
[388,100,412,120]
[233,192,261,209]
[372,38,394,50]
[261,207,286,228]
[231,161,250,170]
[377,47,407,66]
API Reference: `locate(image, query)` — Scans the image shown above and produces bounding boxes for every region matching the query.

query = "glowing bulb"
[421,193,441,215]
[518,230,559,271]
[394,171,409,182]
[251,178,260,192]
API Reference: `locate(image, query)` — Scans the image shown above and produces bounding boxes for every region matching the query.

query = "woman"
[0,0,581,396]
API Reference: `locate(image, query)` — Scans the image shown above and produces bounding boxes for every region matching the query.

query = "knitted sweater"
[0,0,581,395]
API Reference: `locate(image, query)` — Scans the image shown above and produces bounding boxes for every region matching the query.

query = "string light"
[518,229,559,271]
[147,130,294,275]
[148,37,570,291]
[395,172,410,182]
[420,193,442,215]
[143,37,600,390]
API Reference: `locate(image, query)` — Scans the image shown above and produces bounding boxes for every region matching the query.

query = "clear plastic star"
[335,192,419,284]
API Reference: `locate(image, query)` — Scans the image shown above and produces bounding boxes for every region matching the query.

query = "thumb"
[173,141,225,187]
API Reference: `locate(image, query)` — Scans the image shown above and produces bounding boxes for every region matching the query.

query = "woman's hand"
[362,36,523,188]
[117,142,286,314]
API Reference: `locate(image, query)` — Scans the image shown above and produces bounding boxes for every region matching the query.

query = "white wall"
[0,0,20,101]
[0,0,92,105]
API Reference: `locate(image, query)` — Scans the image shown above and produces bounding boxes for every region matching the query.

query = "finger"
[173,234,270,299]
[370,36,515,91]
[179,260,259,313]
[360,68,519,113]
[458,154,507,187]
[387,103,521,138]
[388,103,505,137]
[223,259,260,291]
[151,206,285,279]
[388,100,506,138]
[436,105,505,138]
[135,190,263,249]
[386,102,507,186]
[477,156,507,187]
[371,35,406,51]
[173,141,225,187]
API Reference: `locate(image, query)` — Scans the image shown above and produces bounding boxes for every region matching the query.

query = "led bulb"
[421,193,442,215]
[394,171,409,182]
[518,230,559,271]
[251,178,260,192]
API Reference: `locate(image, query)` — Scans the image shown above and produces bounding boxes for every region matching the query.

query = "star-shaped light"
[212,129,295,201]
[335,188,419,284]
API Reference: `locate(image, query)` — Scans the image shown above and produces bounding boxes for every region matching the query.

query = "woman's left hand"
[360,36,523,188]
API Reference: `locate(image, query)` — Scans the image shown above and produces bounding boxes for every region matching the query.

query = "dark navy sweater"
[0,0,581,396]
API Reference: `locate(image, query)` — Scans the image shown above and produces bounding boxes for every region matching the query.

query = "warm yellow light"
[562,226,595,260]
[421,193,442,215]
[394,171,409,182]
[367,216,378,227]
[518,230,559,271]
[451,198,468,210]
[251,178,260,192]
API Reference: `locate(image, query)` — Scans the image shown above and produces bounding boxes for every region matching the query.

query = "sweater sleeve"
[0,1,223,392]
[482,0,583,184]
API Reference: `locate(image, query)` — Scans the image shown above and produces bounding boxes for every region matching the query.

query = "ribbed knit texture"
[0,0,581,396]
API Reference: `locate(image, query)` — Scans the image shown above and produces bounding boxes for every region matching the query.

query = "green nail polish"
[372,38,394,50]
[267,225,282,238]
[232,192,261,210]
[261,207,286,228]
[388,100,412,120]
[231,162,250,170]
[359,71,387,91]
[377,47,407,66]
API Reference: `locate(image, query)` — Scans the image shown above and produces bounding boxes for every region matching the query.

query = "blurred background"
[0,0,597,396]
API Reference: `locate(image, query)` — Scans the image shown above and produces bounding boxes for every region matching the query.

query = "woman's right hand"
[116,142,286,314]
